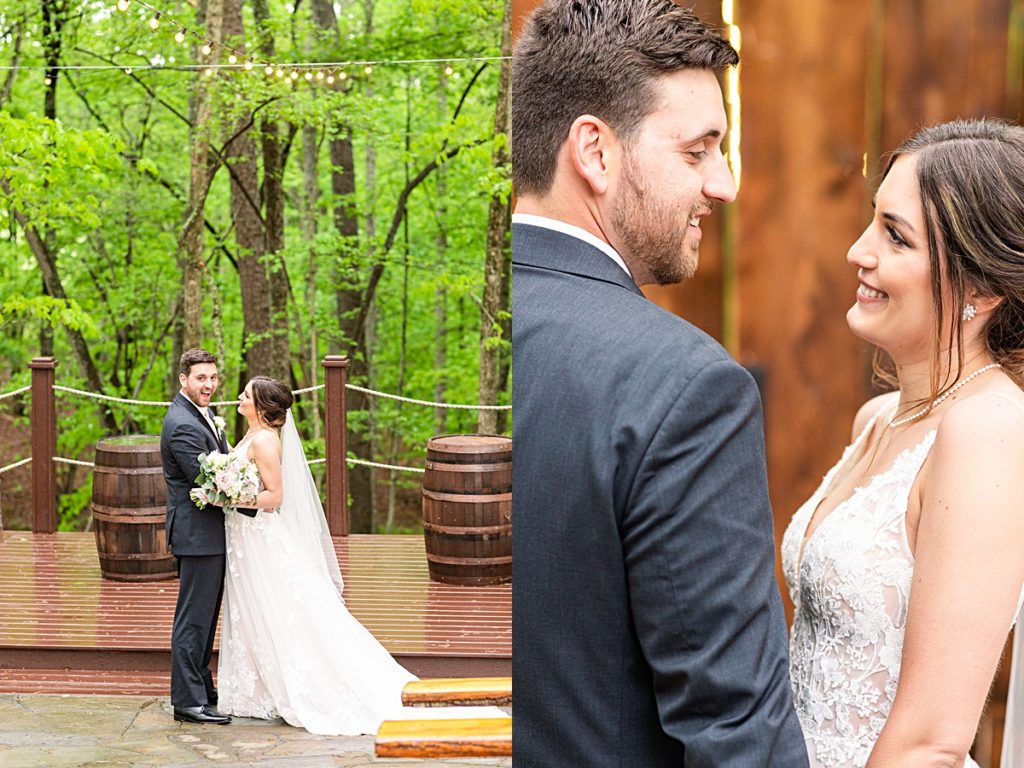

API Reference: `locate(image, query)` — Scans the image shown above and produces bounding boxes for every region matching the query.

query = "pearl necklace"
[888,362,1002,429]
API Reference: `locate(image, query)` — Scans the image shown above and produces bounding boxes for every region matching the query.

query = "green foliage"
[0,0,509,530]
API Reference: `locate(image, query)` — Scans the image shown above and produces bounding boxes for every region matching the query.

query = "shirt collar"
[512,213,633,279]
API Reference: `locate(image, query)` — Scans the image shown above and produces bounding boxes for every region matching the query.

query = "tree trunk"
[223,0,278,382]
[302,123,322,441]
[310,0,374,533]
[434,61,449,435]
[4,195,118,433]
[179,0,224,350]
[478,0,512,435]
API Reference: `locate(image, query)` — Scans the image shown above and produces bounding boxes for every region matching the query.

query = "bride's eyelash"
[886,224,909,248]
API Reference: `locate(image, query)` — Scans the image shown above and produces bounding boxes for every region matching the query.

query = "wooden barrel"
[422,435,511,586]
[91,435,175,582]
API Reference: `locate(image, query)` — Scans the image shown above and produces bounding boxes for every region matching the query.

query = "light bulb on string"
[316,70,324,80]
[44,76,52,86]
[326,74,335,84]
[124,67,132,75]
[290,70,299,80]
[228,53,237,64]
[265,65,274,75]
[204,67,214,77]
[116,0,129,11]
[148,14,160,30]
[339,70,347,80]
[444,64,453,76]
[174,30,185,44]
[244,60,254,71]
[201,42,212,56]
[363,65,372,75]
[304,71,313,81]
[276,68,284,77]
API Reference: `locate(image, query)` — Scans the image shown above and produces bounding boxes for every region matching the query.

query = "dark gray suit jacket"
[512,223,808,767]
[160,393,231,557]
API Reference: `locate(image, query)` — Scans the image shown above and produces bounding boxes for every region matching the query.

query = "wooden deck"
[0,532,510,695]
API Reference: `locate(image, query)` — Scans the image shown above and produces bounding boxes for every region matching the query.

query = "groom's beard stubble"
[611,152,702,286]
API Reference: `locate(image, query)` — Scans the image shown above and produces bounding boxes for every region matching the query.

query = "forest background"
[0,0,512,534]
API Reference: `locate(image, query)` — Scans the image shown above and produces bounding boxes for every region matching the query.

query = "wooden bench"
[374,677,512,758]
[401,676,512,707]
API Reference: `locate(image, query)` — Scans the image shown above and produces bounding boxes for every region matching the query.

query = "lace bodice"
[781,421,937,768]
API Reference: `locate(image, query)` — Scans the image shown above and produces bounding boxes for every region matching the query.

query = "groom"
[512,1,808,765]
[160,347,252,725]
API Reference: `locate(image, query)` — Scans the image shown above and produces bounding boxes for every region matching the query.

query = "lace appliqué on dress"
[781,430,936,768]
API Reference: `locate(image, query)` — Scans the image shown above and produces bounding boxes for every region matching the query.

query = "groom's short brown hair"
[179,348,217,377]
[512,0,738,197]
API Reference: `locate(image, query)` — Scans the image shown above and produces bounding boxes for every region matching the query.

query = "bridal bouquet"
[191,451,260,514]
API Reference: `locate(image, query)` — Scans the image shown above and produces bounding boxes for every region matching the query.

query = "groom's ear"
[178,372,187,388]
[567,114,619,197]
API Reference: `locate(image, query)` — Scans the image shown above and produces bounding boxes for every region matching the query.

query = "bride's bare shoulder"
[249,428,282,458]
[851,391,899,440]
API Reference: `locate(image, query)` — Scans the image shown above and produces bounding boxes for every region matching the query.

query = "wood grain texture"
[402,676,512,707]
[374,717,512,758]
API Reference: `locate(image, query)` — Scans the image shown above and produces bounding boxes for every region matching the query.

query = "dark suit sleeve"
[168,422,224,515]
[621,359,808,767]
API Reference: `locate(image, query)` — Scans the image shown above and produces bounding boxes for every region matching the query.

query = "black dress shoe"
[173,705,231,725]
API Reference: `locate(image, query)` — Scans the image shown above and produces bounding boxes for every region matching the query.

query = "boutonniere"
[213,415,226,432]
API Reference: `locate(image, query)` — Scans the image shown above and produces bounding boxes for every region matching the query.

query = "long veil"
[1005,622,1023,767]
[279,409,345,596]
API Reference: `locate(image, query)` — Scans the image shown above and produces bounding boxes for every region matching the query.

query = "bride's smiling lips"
[857,281,889,303]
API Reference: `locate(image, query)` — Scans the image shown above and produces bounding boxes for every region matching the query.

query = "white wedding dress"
[217,412,502,735]
[781,407,1024,768]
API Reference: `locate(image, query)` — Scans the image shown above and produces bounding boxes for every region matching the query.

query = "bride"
[781,119,1024,768]
[216,375,499,735]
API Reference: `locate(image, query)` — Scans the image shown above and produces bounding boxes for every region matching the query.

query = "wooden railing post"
[29,357,57,533]
[323,356,349,536]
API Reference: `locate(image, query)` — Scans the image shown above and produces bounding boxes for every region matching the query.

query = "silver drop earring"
[962,303,978,322]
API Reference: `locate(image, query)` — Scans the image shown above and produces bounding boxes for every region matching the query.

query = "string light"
[44,76,52,85]
[48,0,508,88]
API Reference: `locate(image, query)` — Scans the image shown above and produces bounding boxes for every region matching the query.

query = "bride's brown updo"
[249,376,293,428]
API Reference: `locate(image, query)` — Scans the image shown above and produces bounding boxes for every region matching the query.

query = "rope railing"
[0,457,31,475]
[346,384,511,410]
[19,355,507,535]
[0,385,31,401]
[50,382,509,411]
[53,457,96,468]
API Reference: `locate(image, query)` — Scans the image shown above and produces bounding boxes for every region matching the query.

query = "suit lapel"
[209,406,230,453]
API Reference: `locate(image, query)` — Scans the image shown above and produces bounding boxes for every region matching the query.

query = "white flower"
[213,415,226,431]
